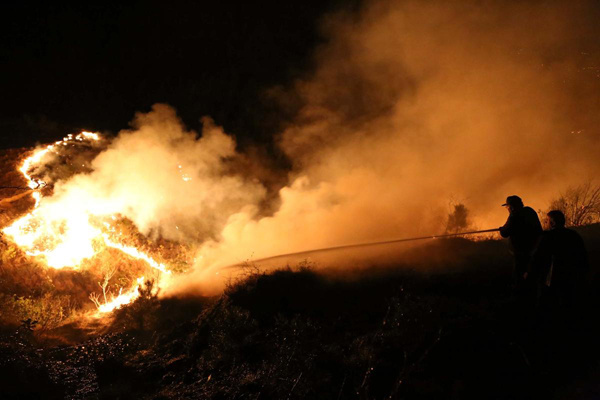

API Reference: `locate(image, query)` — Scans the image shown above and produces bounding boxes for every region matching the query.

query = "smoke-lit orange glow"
[2,0,600,306]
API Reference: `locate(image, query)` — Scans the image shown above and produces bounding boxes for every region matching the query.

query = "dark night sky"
[0,1,358,150]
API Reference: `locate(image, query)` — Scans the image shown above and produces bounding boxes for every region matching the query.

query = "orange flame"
[96,277,145,314]
[2,131,173,313]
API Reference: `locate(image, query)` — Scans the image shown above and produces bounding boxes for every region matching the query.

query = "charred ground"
[1,226,599,400]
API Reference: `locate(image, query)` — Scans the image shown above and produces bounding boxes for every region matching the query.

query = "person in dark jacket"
[499,195,543,287]
[534,210,589,309]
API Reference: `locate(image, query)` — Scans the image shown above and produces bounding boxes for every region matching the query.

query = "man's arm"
[499,215,513,238]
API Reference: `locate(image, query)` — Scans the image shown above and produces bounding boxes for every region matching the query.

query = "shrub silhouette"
[445,203,471,234]
[548,181,600,226]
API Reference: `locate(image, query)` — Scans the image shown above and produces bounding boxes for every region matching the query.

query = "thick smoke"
[168,0,600,293]
[26,0,600,294]
[42,104,265,244]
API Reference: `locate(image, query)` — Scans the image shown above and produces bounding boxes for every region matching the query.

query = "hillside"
[0,225,598,399]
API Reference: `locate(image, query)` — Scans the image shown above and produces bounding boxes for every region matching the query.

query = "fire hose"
[239,228,500,266]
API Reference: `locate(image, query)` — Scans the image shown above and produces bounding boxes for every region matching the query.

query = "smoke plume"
[168,0,600,293]
[40,104,265,245]
[23,0,600,294]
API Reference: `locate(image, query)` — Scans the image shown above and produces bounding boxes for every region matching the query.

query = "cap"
[502,195,523,207]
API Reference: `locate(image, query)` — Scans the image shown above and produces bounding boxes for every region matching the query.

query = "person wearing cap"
[499,195,543,288]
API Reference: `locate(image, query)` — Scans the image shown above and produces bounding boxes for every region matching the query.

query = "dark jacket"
[534,227,589,288]
[499,206,542,254]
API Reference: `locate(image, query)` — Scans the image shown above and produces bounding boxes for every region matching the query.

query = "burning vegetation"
[0,232,598,399]
[0,132,193,323]
[0,96,598,400]
[1,0,600,397]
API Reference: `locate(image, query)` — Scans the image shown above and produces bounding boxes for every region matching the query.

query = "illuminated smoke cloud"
[8,0,599,297]
[50,104,266,244]
[168,0,600,293]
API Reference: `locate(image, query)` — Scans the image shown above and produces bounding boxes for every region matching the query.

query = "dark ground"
[0,225,599,399]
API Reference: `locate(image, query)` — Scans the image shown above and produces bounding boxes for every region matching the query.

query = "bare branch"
[89,292,101,308]
[549,181,600,226]
[98,265,117,304]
